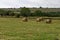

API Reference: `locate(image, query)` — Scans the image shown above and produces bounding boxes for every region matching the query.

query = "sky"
[0,0,60,8]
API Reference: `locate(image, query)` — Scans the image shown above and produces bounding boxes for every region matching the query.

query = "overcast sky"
[0,0,60,8]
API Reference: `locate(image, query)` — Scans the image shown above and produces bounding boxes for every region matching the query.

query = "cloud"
[0,0,20,8]
[0,0,60,8]
[20,0,60,8]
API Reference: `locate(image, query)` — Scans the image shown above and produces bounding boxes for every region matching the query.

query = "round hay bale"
[46,18,52,23]
[36,17,43,22]
[22,17,28,22]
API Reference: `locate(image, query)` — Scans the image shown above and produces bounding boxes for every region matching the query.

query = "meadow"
[0,18,60,40]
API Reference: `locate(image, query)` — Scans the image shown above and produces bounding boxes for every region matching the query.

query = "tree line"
[0,7,60,18]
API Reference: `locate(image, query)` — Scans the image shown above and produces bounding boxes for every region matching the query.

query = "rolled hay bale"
[22,17,28,22]
[36,17,43,22]
[46,18,52,23]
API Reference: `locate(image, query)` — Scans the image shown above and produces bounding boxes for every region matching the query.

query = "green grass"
[0,18,60,40]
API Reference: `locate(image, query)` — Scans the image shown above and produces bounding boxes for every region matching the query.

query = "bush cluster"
[0,8,60,18]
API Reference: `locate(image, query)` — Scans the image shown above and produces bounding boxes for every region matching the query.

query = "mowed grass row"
[0,18,60,40]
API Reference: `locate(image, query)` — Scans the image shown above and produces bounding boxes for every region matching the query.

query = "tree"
[0,9,6,16]
[15,12,20,18]
[6,10,11,16]
[39,6,42,8]
[20,7,31,17]
[15,13,20,18]
[9,12,15,16]
[34,10,42,17]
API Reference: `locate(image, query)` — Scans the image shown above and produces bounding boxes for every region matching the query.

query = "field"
[0,18,60,40]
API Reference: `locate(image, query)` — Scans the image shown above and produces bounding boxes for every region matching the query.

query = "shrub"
[15,13,20,18]
[9,12,15,16]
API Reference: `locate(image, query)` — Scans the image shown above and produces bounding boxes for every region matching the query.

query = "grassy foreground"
[0,18,60,40]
